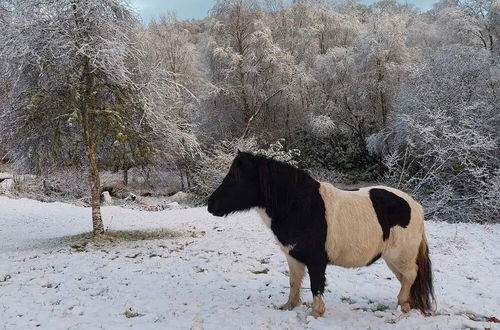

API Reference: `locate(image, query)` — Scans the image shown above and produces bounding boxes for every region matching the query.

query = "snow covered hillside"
[1,196,499,330]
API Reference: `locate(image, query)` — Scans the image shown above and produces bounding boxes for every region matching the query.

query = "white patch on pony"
[255,207,271,228]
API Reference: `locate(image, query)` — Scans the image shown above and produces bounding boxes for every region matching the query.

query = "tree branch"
[241,89,282,139]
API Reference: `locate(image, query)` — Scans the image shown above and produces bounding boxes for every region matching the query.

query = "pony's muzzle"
[207,197,224,216]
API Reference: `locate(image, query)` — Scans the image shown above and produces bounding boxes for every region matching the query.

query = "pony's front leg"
[280,254,305,310]
[307,261,327,318]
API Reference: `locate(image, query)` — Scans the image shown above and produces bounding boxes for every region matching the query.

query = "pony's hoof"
[311,295,326,318]
[310,309,325,318]
[311,295,325,319]
[400,302,411,313]
[279,301,299,310]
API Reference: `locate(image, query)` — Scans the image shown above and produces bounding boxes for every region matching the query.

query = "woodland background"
[0,0,498,233]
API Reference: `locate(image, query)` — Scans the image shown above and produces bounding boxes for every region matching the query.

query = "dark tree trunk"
[123,167,129,186]
[179,169,185,191]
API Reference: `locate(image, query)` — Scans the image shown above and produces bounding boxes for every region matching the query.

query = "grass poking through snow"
[34,229,182,252]
[101,229,180,241]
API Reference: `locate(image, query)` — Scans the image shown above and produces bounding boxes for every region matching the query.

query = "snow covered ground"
[0,196,499,330]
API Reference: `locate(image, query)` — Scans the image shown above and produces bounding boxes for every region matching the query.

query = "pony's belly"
[319,182,386,268]
[328,248,379,268]
[326,221,385,268]
[324,208,386,267]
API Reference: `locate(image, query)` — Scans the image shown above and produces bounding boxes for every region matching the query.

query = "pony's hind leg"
[395,264,418,313]
[383,252,418,313]
[280,254,305,310]
[384,259,402,283]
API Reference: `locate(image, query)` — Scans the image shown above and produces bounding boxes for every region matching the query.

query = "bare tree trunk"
[79,91,104,235]
[122,156,129,185]
[380,90,388,127]
[377,58,388,128]
[85,133,104,235]
[179,168,185,191]
[81,100,104,235]
[238,58,252,122]
[80,59,104,235]
[186,170,192,190]
[123,166,128,186]
[319,32,326,55]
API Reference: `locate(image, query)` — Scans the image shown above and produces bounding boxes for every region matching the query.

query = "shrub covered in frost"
[190,139,300,204]
[367,46,499,223]
[254,139,301,166]
[293,129,382,183]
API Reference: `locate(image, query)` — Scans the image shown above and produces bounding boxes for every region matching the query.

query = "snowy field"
[1,196,499,330]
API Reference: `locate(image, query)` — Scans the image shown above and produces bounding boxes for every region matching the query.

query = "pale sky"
[131,0,439,23]
[130,0,215,22]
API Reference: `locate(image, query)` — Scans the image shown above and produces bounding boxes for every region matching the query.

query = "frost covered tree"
[459,0,498,51]
[353,12,413,129]
[0,0,197,234]
[202,0,303,141]
[0,0,143,234]
[368,45,499,223]
[142,16,202,189]
[433,0,499,51]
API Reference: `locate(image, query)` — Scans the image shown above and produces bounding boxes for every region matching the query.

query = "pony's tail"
[410,232,435,315]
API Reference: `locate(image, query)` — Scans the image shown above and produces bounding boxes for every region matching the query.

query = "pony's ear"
[238,150,253,166]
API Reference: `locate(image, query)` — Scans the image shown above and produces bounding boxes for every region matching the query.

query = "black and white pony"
[208,151,434,318]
